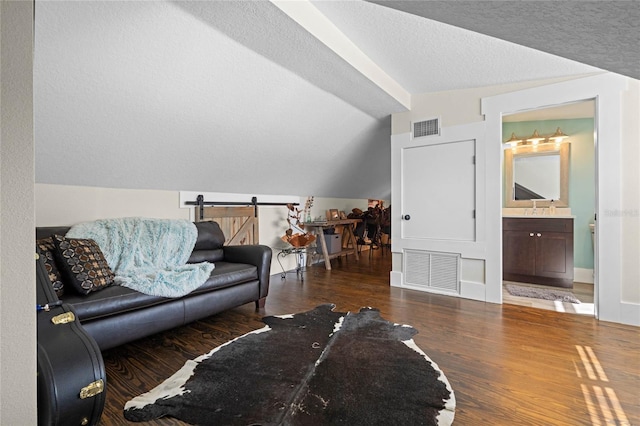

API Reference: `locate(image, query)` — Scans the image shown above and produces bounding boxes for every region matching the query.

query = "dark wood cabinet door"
[503,230,536,276]
[535,231,574,280]
[503,217,574,287]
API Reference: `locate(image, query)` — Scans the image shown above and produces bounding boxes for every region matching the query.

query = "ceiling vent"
[412,118,440,139]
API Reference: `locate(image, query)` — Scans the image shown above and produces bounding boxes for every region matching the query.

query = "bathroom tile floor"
[503,280,595,316]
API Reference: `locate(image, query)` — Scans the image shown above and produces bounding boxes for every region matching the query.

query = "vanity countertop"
[502,207,572,218]
[502,215,575,219]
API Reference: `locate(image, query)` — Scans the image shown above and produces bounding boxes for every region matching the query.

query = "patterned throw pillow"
[36,237,65,297]
[52,234,115,295]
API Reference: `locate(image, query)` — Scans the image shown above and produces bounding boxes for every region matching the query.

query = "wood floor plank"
[98,251,640,425]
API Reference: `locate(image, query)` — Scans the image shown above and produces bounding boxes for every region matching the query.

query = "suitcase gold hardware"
[79,379,104,399]
[35,252,40,260]
[80,417,89,425]
[51,312,75,325]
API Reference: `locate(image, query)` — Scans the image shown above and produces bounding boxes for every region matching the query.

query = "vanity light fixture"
[504,128,570,148]
[505,132,522,148]
[550,127,569,144]
[527,129,545,145]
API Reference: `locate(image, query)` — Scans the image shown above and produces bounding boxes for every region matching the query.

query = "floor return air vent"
[404,250,460,294]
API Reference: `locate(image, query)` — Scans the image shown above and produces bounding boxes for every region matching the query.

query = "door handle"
[529,233,534,237]
[537,233,542,237]
[403,215,411,221]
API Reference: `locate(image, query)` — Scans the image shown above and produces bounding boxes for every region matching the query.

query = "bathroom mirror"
[504,143,569,207]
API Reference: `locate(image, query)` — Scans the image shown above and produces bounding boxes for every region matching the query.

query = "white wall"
[620,78,640,304]
[36,184,189,226]
[392,73,640,325]
[393,75,594,133]
[36,184,369,278]
[309,197,376,222]
[0,1,37,423]
[391,77,581,296]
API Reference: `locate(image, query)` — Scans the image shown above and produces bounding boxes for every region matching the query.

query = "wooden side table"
[303,219,360,270]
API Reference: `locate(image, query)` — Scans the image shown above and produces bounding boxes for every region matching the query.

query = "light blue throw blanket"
[66,218,214,298]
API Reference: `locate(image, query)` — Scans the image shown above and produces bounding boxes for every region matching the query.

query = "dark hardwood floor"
[100,250,639,425]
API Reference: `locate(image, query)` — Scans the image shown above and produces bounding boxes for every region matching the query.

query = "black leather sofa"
[36,221,272,351]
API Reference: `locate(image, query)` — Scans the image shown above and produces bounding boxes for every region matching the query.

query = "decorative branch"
[282,198,316,247]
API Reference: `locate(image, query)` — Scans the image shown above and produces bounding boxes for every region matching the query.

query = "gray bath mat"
[505,284,580,304]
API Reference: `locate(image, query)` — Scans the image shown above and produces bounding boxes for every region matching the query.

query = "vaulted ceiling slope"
[368,0,639,81]
[34,1,619,201]
[311,0,604,94]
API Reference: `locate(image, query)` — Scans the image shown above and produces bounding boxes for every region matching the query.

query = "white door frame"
[482,73,628,322]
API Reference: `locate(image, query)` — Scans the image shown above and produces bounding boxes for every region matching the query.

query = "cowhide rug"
[124,304,456,425]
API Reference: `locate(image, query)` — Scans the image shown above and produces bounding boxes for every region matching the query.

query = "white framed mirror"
[504,143,569,207]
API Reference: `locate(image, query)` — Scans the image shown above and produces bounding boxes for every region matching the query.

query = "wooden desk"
[304,219,360,270]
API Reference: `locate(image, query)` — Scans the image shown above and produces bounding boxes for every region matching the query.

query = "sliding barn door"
[195,206,258,245]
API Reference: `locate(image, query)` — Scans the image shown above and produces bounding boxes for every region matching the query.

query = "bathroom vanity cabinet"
[503,217,574,288]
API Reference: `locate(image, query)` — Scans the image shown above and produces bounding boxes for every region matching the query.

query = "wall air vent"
[404,249,460,294]
[412,118,440,139]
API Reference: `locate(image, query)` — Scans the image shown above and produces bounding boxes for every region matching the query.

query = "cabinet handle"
[403,215,411,221]
[529,233,534,237]
[537,233,542,237]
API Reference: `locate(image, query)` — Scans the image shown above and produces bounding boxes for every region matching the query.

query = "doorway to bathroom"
[500,100,595,316]
[483,73,628,323]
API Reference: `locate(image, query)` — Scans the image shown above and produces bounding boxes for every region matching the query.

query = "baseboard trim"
[574,268,594,284]
[620,302,640,326]
[460,280,486,302]
[389,273,489,303]
[390,271,402,287]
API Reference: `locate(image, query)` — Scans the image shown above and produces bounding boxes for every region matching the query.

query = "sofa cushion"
[61,285,168,322]
[189,221,226,263]
[36,226,71,240]
[36,237,65,297]
[53,234,116,295]
[190,262,258,294]
[193,221,225,250]
[64,261,258,322]
[188,249,225,264]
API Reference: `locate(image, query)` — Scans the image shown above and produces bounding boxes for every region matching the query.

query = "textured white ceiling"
[368,0,640,80]
[173,1,406,119]
[312,0,601,94]
[33,0,630,201]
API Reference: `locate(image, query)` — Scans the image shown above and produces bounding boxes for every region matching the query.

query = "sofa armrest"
[223,245,272,299]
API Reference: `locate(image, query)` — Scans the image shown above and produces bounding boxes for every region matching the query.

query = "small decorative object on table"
[280,201,317,280]
[303,196,314,223]
[283,202,316,248]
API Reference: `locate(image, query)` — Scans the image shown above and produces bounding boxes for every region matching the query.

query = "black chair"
[356,208,383,256]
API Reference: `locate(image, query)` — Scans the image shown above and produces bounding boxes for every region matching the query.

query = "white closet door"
[401,139,476,242]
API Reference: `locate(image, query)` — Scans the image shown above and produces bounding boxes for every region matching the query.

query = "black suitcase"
[36,249,106,426]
